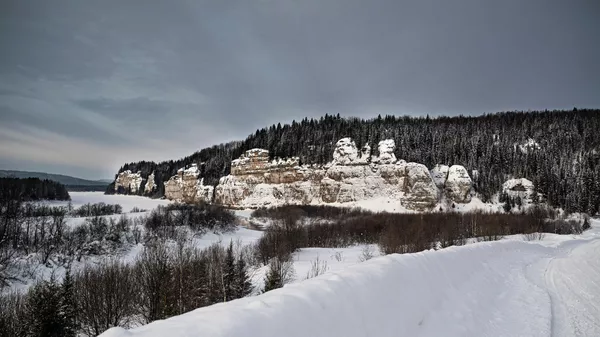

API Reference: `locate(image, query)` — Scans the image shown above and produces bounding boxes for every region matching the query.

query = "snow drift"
[99,229,600,337]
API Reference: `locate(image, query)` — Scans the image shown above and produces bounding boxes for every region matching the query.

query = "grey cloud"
[0,0,599,179]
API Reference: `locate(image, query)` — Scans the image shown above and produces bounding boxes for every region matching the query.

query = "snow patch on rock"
[516,138,541,154]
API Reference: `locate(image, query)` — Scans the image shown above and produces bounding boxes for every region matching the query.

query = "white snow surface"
[100,220,600,337]
[517,138,542,154]
[39,191,172,213]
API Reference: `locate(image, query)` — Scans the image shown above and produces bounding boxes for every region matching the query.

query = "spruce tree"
[60,269,78,337]
[26,278,66,337]
[263,259,283,293]
[234,255,253,298]
[222,241,236,301]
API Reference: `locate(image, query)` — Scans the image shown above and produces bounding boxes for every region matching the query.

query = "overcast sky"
[1,0,598,179]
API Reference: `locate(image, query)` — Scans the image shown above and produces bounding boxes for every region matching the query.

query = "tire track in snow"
[543,238,600,337]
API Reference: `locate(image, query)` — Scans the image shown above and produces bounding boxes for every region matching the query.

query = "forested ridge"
[0,178,70,202]
[108,109,600,214]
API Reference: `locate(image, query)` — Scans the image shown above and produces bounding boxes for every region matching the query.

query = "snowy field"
[13,193,600,336]
[100,218,600,337]
[38,191,172,213]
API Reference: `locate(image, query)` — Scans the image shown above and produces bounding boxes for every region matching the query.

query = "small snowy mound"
[516,138,541,154]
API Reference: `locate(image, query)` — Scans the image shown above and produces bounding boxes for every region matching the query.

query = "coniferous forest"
[107,109,600,215]
[0,178,70,202]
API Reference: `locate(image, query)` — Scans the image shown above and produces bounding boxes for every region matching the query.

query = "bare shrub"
[134,240,174,323]
[523,232,545,241]
[359,245,375,262]
[305,256,328,279]
[75,260,137,336]
[333,251,344,262]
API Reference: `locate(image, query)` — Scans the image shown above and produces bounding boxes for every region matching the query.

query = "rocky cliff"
[211,138,468,210]
[164,164,214,203]
[114,170,143,194]
[154,138,474,211]
[503,178,535,203]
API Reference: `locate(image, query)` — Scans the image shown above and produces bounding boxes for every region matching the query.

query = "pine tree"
[60,269,78,337]
[263,264,282,293]
[234,255,253,298]
[26,278,67,337]
[222,241,236,301]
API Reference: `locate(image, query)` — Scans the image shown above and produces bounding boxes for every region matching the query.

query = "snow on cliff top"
[99,220,600,337]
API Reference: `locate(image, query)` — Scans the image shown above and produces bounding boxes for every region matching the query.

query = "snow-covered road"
[101,220,600,337]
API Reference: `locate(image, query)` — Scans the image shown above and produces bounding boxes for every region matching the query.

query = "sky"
[0,0,599,179]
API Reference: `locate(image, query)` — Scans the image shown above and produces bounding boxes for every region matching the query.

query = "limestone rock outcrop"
[158,138,478,210]
[374,139,397,164]
[115,170,143,194]
[332,138,359,165]
[502,178,535,203]
[164,164,213,203]
[213,139,439,210]
[430,164,450,189]
[429,164,473,203]
[444,165,472,203]
[144,172,156,194]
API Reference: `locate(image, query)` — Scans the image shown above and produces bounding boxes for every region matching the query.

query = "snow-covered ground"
[39,191,172,213]
[100,219,600,337]
[8,193,374,294]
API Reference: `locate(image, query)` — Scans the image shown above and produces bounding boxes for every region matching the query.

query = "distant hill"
[0,170,109,191]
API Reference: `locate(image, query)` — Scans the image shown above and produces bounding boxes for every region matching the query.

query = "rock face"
[158,138,476,210]
[429,164,472,203]
[164,164,214,203]
[430,164,450,189]
[332,138,359,165]
[503,178,535,202]
[374,139,397,164]
[115,170,143,194]
[144,172,156,194]
[214,139,439,210]
[444,165,472,203]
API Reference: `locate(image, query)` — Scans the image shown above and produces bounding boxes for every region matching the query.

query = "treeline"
[109,109,600,214]
[65,185,108,192]
[252,205,590,263]
[0,177,70,202]
[69,203,122,217]
[0,240,253,337]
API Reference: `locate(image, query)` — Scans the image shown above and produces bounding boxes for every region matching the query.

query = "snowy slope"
[100,221,600,337]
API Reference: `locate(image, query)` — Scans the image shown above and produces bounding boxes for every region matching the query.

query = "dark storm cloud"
[0,0,598,178]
